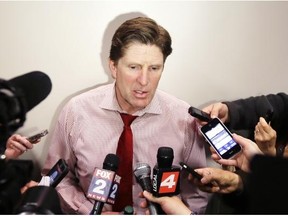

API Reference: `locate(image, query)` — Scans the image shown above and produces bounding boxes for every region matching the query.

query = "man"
[42,17,208,214]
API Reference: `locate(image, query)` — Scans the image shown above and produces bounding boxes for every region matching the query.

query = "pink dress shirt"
[42,83,208,214]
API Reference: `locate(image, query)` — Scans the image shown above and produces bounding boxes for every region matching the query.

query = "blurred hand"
[198,102,229,126]
[254,117,277,156]
[21,180,39,194]
[142,191,192,215]
[4,134,39,159]
[211,133,263,172]
[191,167,243,194]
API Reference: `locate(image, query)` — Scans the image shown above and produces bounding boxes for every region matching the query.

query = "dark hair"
[109,17,172,64]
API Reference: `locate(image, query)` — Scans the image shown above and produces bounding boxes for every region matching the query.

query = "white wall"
[1,1,288,174]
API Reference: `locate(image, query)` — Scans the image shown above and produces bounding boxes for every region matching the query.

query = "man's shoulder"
[156,89,190,107]
[72,83,112,101]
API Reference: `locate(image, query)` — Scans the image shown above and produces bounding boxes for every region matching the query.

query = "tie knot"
[120,113,137,126]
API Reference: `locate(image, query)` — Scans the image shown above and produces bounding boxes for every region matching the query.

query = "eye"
[129,65,141,71]
[149,65,161,72]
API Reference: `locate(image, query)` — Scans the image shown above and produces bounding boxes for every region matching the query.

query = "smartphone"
[188,106,212,122]
[27,129,48,143]
[179,162,202,180]
[47,159,69,187]
[200,118,242,159]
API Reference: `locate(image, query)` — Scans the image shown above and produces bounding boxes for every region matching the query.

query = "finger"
[211,153,221,161]
[142,191,153,202]
[19,137,34,149]
[209,103,219,119]
[259,117,268,125]
[12,135,33,150]
[9,140,26,152]
[216,158,237,167]
[254,123,261,136]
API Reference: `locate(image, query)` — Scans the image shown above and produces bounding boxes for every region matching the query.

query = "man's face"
[109,43,164,114]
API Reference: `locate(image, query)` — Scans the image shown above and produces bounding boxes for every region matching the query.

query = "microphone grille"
[103,154,119,171]
[134,162,151,178]
[157,146,174,168]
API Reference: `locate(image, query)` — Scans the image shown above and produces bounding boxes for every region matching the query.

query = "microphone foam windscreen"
[157,146,174,168]
[8,71,52,112]
[103,153,119,171]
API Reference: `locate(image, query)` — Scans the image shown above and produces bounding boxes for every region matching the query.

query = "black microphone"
[87,154,120,215]
[152,147,181,197]
[134,162,158,215]
[0,71,52,151]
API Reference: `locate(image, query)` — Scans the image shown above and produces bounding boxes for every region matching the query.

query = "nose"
[137,69,149,86]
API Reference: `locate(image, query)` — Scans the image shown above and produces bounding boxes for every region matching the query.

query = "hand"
[211,133,263,172]
[254,117,277,156]
[21,180,39,194]
[191,167,243,194]
[198,102,229,126]
[4,134,38,159]
[142,191,192,215]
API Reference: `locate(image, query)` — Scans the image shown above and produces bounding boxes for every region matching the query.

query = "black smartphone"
[200,118,242,159]
[27,129,48,143]
[256,95,274,124]
[47,159,69,188]
[179,162,202,180]
[188,106,212,122]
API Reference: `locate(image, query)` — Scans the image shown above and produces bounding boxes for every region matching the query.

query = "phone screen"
[47,159,69,187]
[200,118,242,159]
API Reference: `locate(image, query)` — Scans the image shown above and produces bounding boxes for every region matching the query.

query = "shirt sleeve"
[42,101,93,214]
[182,117,210,214]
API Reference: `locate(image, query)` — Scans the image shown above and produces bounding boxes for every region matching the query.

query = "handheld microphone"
[87,154,120,215]
[134,162,158,215]
[152,147,180,197]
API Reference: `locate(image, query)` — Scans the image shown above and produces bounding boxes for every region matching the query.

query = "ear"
[109,59,117,79]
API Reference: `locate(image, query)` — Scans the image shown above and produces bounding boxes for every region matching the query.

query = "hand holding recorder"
[5,130,48,159]
[189,104,230,126]
[191,167,244,194]
[254,117,277,156]
[188,106,212,123]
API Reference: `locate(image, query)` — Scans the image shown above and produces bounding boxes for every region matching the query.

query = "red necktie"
[113,113,137,212]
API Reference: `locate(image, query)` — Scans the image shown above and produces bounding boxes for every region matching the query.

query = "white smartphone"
[200,118,242,159]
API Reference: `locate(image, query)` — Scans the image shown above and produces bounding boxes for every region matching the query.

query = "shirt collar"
[99,82,162,116]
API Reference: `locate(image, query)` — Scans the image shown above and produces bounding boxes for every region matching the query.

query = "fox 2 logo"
[159,171,180,193]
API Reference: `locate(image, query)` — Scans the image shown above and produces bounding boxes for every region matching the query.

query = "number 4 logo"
[159,171,180,193]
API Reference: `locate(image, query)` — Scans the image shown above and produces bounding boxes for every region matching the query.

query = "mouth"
[134,90,148,98]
